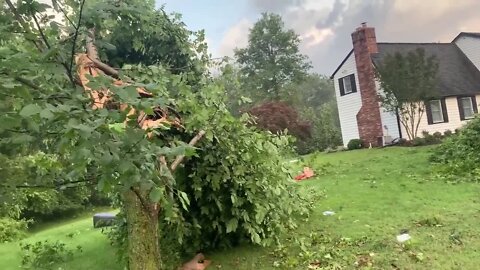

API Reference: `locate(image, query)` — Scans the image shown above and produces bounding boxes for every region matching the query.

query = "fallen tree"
[1,1,306,269]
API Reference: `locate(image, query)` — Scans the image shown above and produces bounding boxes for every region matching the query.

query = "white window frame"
[430,100,444,124]
[342,76,353,94]
[460,97,475,119]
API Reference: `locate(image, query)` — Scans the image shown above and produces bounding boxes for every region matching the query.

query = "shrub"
[347,139,363,150]
[443,129,453,137]
[433,131,443,139]
[411,137,425,146]
[20,240,81,269]
[247,102,312,153]
[396,138,408,146]
[0,218,28,243]
[430,116,480,182]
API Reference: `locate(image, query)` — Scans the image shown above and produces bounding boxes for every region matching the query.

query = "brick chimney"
[351,23,383,147]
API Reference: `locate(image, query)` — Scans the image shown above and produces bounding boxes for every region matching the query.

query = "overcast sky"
[156,0,479,76]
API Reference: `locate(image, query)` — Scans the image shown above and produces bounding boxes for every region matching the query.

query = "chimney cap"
[361,22,367,27]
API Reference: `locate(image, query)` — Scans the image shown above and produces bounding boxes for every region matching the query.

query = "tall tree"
[234,13,311,101]
[375,48,439,140]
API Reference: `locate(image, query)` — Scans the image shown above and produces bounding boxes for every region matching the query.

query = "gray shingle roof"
[371,43,480,97]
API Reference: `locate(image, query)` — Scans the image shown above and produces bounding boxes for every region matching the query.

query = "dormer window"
[338,74,357,96]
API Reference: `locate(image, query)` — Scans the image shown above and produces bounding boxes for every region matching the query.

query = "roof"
[452,32,480,43]
[371,43,480,97]
[330,49,353,79]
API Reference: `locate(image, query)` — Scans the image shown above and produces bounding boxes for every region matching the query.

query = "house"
[330,23,480,147]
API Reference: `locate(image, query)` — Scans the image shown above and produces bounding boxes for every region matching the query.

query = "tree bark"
[123,189,162,270]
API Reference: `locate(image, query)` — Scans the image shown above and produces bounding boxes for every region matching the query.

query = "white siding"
[454,36,480,71]
[375,80,401,140]
[400,95,480,137]
[333,52,362,146]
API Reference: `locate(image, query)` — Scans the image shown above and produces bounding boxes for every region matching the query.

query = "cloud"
[217,18,252,57]
[248,0,305,13]
[301,27,334,48]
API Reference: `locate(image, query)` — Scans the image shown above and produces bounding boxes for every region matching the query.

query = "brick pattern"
[351,25,383,147]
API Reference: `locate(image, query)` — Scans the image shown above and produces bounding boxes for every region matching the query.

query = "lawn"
[2,146,480,269]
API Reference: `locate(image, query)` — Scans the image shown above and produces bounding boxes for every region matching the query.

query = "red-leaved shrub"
[247,102,311,140]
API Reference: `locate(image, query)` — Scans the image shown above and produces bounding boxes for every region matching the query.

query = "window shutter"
[349,74,357,93]
[457,97,465,120]
[338,78,345,96]
[472,96,478,114]
[441,98,448,123]
[425,101,433,125]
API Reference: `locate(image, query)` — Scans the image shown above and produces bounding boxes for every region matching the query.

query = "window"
[338,74,357,96]
[457,96,478,120]
[430,100,444,123]
[426,99,448,125]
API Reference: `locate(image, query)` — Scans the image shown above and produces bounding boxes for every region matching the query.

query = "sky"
[156,0,480,76]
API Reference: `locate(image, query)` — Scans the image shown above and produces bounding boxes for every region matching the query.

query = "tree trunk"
[123,189,162,270]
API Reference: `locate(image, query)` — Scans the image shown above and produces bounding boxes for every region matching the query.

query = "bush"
[0,218,28,242]
[430,116,480,182]
[396,138,408,146]
[20,240,81,269]
[247,102,312,154]
[443,129,453,137]
[347,139,363,150]
[433,131,443,139]
[411,137,425,146]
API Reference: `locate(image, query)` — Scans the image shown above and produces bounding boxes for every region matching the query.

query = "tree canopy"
[234,13,311,101]
[375,48,439,140]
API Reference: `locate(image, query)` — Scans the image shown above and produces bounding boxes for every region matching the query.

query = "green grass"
[2,146,480,269]
[0,208,121,270]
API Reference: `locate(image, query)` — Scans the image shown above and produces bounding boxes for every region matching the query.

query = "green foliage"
[176,128,302,251]
[0,218,28,243]
[83,0,209,83]
[430,116,480,182]
[297,102,342,154]
[375,48,439,140]
[347,139,363,150]
[235,13,311,101]
[20,240,81,269]
[2,1,308,268]
[443,129,453,137]
[0,153,96,224]
[407,131,444,147]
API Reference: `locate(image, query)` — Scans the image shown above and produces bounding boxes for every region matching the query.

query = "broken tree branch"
[85,28,120,78]
[91,58,119,77]
[85,28,99,60]
[31,13,51,49]
[170,130,206,171]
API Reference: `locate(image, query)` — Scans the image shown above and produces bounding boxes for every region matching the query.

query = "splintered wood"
[75,53,183,132]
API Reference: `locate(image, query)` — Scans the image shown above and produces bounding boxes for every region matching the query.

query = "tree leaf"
[149,187,163,202]
[40,108,54,119]
[20,104,42,117]
[226,218,238,233]
[178,191,190,210]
